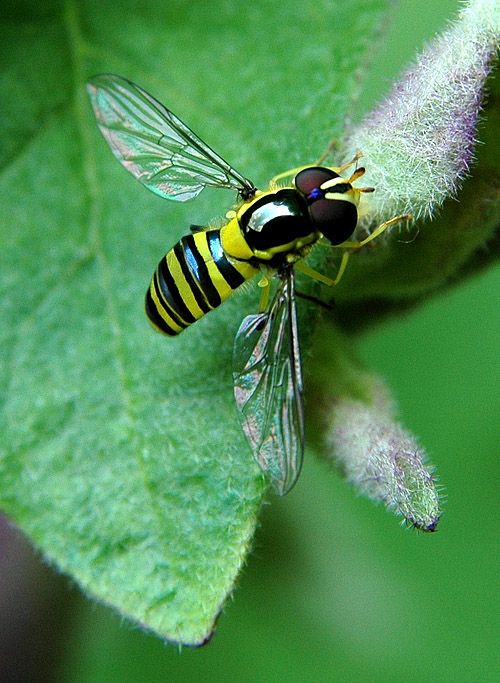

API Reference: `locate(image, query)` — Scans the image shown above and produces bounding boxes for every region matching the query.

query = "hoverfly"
[87,74,407,495]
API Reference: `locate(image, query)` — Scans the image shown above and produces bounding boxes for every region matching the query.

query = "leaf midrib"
[63,0,174,555]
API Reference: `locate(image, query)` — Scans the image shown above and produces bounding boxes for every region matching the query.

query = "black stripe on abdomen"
[207,231,246,289]
[178,235,221,309]
[144,287,180,336]
[156,256,196,324]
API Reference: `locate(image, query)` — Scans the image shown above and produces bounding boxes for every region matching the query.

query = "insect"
[87,74,408,495]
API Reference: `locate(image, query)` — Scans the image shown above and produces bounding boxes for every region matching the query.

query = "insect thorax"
[238,189,319,266]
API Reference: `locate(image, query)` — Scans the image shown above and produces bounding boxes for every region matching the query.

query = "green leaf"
[0,0,397,644]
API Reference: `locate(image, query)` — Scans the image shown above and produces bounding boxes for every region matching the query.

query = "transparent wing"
[87,74,255,201]
[233,270,305,496]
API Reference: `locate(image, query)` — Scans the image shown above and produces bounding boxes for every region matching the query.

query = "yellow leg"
[294,214,409,289]
[332,251,351,286]
[270,152,365,188]
[331,213,412,285]
[315,138,339,165]
[257,274,271,312]
[334,152,364,175]
[270,166,310,186]
[295,261,335,287]
[341,214,412,250]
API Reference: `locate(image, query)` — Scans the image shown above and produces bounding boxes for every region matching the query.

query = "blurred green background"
[3,0,500,680]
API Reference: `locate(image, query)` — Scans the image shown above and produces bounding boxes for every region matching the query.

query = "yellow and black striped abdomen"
[145,228,257,335]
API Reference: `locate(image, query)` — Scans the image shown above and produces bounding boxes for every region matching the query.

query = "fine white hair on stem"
[342,0,500,230]
[326,378,441,531]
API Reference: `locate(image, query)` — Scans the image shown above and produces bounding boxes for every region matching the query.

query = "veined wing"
[87,74,255,201]
[233,269,304,496]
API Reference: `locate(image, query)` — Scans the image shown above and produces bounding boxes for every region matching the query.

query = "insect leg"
[269,152,366,188]
[332,250,351,285]
[341,214,413,250]
[331,213,413,285]
[334,152,364,175]
[294,261,335,287]
[257,274,272,312]
[269,166,310,186]
[315,138,339,165]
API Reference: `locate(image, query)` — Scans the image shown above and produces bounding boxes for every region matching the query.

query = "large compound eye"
[314,200,358,245]
[294,167,338,195]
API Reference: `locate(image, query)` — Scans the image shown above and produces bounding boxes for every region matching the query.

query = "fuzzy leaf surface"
[0,0,394,644]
